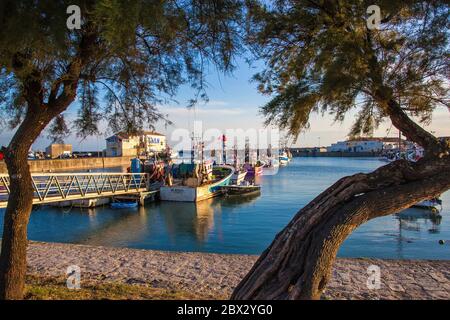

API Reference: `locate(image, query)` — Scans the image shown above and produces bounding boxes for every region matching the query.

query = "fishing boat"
[262,158,279,175]
[220,184,261,196]
[160,162,233,202]
[231,170,247,185]
[230,143,247,184]
[412,198,442,212]
[243,161,264,177]
[279,152,289,166]
[263,157,279,168]
[110,201,138,209]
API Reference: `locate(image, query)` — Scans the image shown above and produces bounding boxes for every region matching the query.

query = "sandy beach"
[26,241,449,300]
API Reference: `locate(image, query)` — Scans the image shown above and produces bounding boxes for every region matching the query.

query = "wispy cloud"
[201,100,229,107]
[166,107,243,116]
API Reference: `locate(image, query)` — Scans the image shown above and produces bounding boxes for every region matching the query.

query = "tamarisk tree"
[232,0,449,299]
[0,0,243,299]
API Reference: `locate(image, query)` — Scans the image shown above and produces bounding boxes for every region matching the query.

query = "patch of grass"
[24,275,215,300]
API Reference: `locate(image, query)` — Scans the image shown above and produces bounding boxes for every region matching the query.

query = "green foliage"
[47,114,70,143]
[247,0,449,139]
[0,0,244,139]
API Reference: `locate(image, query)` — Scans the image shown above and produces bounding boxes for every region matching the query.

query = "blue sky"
[0,57,448,151]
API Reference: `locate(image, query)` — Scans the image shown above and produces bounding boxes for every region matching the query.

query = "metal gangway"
[0,172,152,208]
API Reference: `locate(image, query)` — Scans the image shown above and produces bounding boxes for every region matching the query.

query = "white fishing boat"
[279,150,290,166]
[279,156,289,166]
[412,198,442,212]
[261,158,279,175]
[160,164,233,202]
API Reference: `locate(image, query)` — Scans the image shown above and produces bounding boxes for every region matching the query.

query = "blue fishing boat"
[110,201,138,209]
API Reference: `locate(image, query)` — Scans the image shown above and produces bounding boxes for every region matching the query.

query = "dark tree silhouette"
[0,0,243,299]
[232,0,449,299]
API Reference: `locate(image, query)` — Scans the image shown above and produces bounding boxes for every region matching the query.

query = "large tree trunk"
[0,109,54,299]
[0,31,94,299]
[0,145,33,299]
[232,30,450,299]
[231,157,450,299]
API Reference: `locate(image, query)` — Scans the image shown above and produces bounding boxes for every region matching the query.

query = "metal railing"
[0,172,149,208]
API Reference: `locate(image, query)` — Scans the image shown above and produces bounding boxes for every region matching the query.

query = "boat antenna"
[190,133,195,164]
[244,137,250,163]
[201,140,204,164]
[233,142,238,170]
[222,134,227,165]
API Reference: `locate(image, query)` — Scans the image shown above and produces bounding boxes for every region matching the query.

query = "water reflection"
[1,157,448,259]
[396,208,442,234]
[74,206,149,246]
[387,208,443,259]
[158,199,218,243]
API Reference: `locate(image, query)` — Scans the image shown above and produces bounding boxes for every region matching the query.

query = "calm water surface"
[1,157,449,259]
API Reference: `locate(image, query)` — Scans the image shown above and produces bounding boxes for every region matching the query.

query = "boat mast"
[200,141,204,164]
[233,143,238,170]
[222,134,227,164]
[244,137,250,163]
[190,133,195,164]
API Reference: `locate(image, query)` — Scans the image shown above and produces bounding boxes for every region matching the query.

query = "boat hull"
[279,158,289,166]
[412,198,442,211]
[244,164,263,177]
[231,171,247,185]
[160,166,233,202]
[110,202,138,209]
[221,185,261,196]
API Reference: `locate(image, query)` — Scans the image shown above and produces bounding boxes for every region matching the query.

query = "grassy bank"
[24,275,215,300]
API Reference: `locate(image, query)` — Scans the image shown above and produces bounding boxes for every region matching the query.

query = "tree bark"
[232,28,450,300]
[231,157,450,300]
[0,109,54,299]
[0,30,95,299]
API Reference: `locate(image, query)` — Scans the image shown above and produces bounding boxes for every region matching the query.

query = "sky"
[0,57,448,151]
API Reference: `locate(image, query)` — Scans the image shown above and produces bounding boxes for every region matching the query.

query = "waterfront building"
[45,143,73,159]
[294,147,327,153]
[105,131,166,157]
[327,137,406,153]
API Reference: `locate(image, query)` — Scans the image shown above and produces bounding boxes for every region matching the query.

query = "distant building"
[46,144,72,159]
[327,137,405,153]
[293,147,327,153]
[105,131,166,157]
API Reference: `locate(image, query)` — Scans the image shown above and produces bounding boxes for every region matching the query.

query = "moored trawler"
[231,170,247,185]
[160,162,233,202]
[279,152,289,166]
[243,161,264,177]
[412,197,443,212]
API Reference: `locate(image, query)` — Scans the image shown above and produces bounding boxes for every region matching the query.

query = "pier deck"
[0,172,152,208]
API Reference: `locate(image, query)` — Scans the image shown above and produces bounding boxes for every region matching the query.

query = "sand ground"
[26,241,450,300]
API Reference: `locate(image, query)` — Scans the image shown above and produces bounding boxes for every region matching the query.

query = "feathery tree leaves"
[247,0,449,139]
[0,0,244,300]
[0,0,244,139]
[232,1,450,300]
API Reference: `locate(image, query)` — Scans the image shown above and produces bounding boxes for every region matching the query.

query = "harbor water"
[0,157,449,259]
